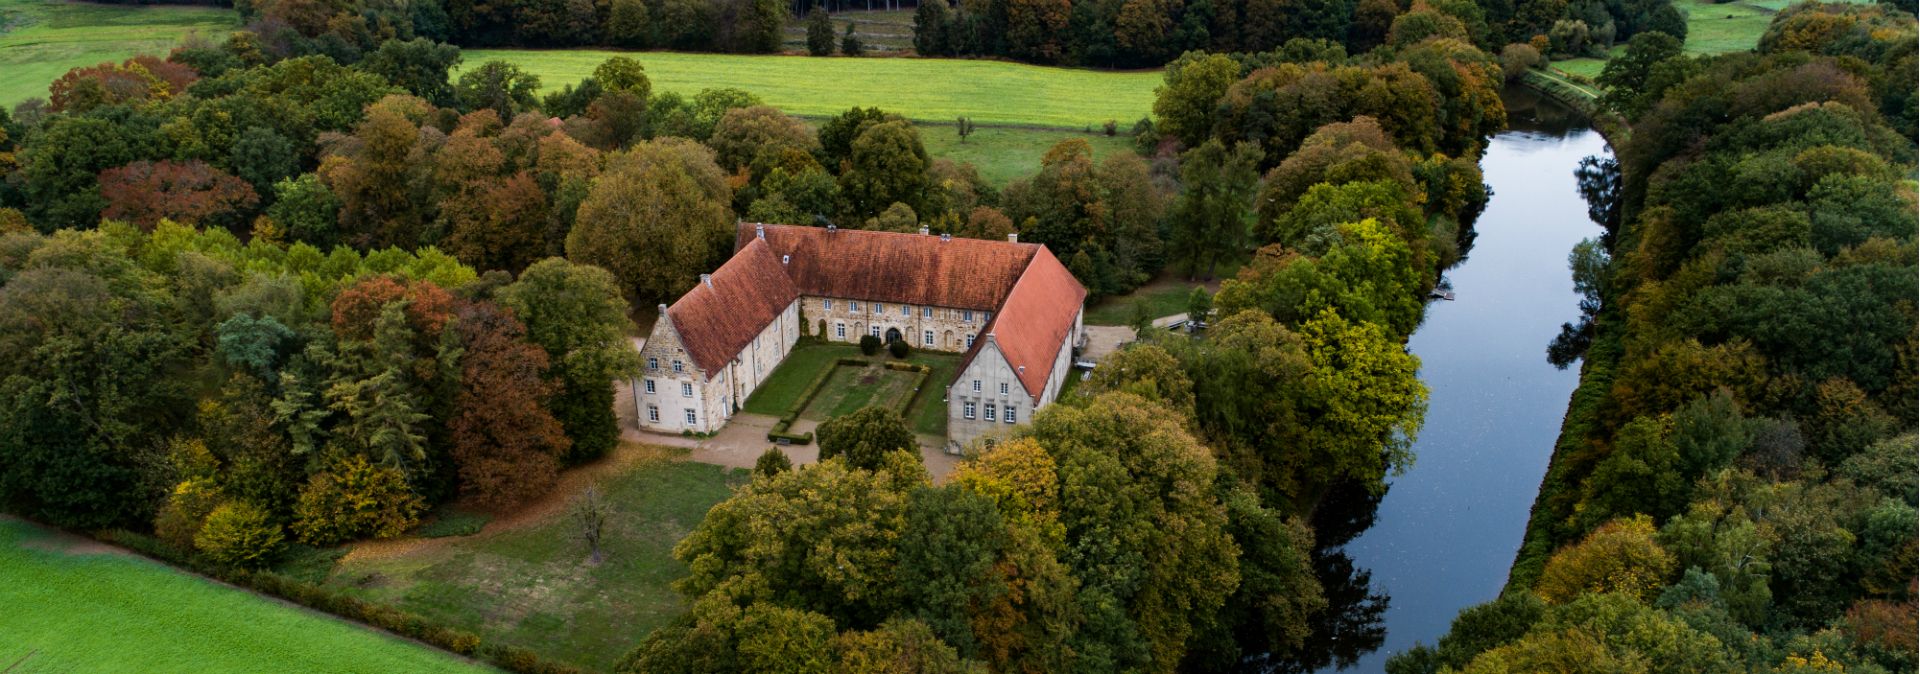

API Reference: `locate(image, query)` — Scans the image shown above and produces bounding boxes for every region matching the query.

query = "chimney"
[700,274,713,288]
[657,303,668,314]
[827,224,837,233]
[755,223,765,239]
[1007,232,1019,243]
[919,226,930,236]
[940,233,951,242]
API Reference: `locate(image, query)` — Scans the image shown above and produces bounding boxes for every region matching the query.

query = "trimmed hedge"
[884,362,934,417]
[96,528,581,674]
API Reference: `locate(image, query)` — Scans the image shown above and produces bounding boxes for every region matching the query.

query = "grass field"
[459,49,1160,128]
[0,516,491,674]
[0,0,236,106]
[326,447,742,673]
[921,124,1138,185]
[741,341,958,435]
[1083,257,1245,326]
[1546,0,1875,82]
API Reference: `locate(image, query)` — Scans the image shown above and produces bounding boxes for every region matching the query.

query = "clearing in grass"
[0,516,489,674]
[325,444,744,673]
[0,0,236,106]
[457,49,1160,128]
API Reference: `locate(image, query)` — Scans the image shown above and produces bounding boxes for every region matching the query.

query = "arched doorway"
[884,327,902,343]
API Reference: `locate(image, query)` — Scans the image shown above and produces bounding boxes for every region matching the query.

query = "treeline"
[911,0,1683,66]
[1391,4,1918,673]
[0,221,639,567]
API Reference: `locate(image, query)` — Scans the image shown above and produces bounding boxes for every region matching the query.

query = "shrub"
[1103,119,1118,136]
[292,454,425,545]
[155,477,224,551]
[754,447,793,477]
[195,501,286,568]
[859,334,883,355]
[841,24,864,56]
[887,338,910,358]
[1501,43,1544,81]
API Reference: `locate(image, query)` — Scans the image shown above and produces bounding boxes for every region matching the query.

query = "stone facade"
[946,308,1083,449]
[635,300,800,434]
[801,295,992,352]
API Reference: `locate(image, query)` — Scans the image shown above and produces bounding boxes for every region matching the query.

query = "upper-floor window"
[681,382,693,397]
[647,356,659,370]
[851,301,862,312]
[823,299,833,311]
[644,379,656,394]
[900,305,909,316]
[671,360,684,373]
[963,401,976,419]
[962,309,974,322]
[983,311,992,322]
[998,382,1008,395]
[873,303,884,314]
[922,307,933,318]
[972,379,981,393]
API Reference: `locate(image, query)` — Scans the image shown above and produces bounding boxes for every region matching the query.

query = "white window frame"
[672,360,684,373]
[984,404,997,422]
[1005,407,1017,424]
[963,401,976,419]
[644,379,656,394]
[998,382,1008,395]
[922,306,933,318]
[870,325,880,337]
[823,299,833,311]
[684,409,697,424]
[851,301,861,312]
[900,305,909,316]
[972,379,982,393]
[647,404,659,422]
[923,330,934,346]
[962,309,974,322]
[836,322,847,339]
[647,356,658,370]
[681,382,693,397]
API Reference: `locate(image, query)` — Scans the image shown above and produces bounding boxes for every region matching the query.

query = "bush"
[195,501,286,568]
[1535,516,1675,604]
[754,447,793,477]
[888,338,910,358]
[1501,43,1544,81]
[292,454,425,546]
[155,477,223,551]
[860,334,883,355]
[841,24,864,56]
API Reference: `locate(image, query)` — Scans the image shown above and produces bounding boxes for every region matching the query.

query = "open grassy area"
[458,49,1160,128]
[1084,257,1246,326]
[741,341,958,435]
[921,124,1138,186]
[0,0,236,106]
[326,447,742,673]
[1547,0,1875,82]
[0,516,490,674]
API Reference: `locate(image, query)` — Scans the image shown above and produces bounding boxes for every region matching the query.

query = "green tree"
[499,258,642,462]
[566,138,734,301]
[838,120,930,221]
[807,6,836,56]
[1151,52,1240,147]
[816,405,918,471]
[361,38,462,106]
[1168,139,1262,279]
[266,173,341,246]
[455,60,541,121]
[1597,31,1684,118]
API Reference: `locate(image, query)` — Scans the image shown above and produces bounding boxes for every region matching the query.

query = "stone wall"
[947,337,1032,450]
[801,295,992,352]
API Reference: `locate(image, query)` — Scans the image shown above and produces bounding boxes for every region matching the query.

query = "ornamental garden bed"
[744,341,959,439]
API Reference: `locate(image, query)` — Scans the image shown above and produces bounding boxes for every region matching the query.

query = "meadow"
[1548,0,1875,80]
[326,446,743,673]
[0,0,235,106]
[0,516,492,674]
[457,48,1161,128]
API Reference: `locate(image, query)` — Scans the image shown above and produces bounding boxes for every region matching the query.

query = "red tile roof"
[973,247,1086,399]
[736,223,1036,310]
[665,238,798,375]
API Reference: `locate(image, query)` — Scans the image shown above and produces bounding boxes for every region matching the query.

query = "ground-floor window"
[647,405,659,423]
[923,330,934,346]
[684,409,697,424]
[1005,407,1017,423]
[963,401,976,419]
[985,403,997,422]
[836,322,846,339]
[869,324,880,337]
[965,334,976,348]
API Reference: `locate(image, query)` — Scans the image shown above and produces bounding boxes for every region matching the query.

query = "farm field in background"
[0,0,235,106]
[325,446,743,673]
[459,48,1161,128]
[0,516,491,674]
[1548,0,1874,80]
[920,124,1138,186]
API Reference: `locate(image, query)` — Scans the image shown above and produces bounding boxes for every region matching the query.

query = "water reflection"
[1266,90,1609,673]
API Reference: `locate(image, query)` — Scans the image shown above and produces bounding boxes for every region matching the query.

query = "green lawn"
[741,341,958,435]
[1547,0,1872,90]
[0,516,490,674]
[458,49,1160,128]
[921,124,1139,186]
[326,449,743,673]
[1084,256,1245,326]
[0,0,237,106]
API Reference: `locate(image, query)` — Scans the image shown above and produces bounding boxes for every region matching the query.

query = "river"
[1312,89,1611,672]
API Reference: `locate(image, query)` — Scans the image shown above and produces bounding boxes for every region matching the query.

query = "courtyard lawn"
[456,49,1161,128]
[0,516,491,674]
[741,341,958,436]
[325,445,743,673]
[0,0,237,106]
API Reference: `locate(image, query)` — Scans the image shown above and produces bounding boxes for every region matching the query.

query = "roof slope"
[666,238,799,375]
[978,247,1086,399]
[738,223,1036,310]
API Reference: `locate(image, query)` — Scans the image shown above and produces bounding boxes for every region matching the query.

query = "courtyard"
[740,340,961,437]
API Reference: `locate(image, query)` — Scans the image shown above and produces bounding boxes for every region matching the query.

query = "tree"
[816,405,917,471]
[913,0,952,55]
[1168,140,1262,279]
[448,300,570,510]
[361,38,462,106]
[595,56,653,99]
[195,500,286,567]
[709,105,818,173]
[1185,287,1212,325]
[1085,343,1196,418]
[955,116,975,143]
[607,0,651,47]
[838,120,930,220]
[1534,515,1675,604]
[566,138,734,301]
[291,453,425,545]
[574,485,611,564]
[99,160,260,230]
[1151,52,1240,147]
[807,7,836,56]
[1597,31,1683,118]
[753,447,792,477]
[15,116,142,229]
[266,173,341,246]
[455,60,541,121]
[499,258,642,463]
[842,22,865,56]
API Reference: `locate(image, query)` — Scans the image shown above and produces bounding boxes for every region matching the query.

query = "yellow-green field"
[460,49,1161,128]
[0,516,492,674]
[0,0,236,106]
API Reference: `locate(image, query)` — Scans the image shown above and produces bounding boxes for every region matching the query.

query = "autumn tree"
[499,258,642,462]
[99,160,260,230]
[566,138,734,301]
[448,300,570,510]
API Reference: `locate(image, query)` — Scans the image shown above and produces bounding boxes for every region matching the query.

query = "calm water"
[1321,91,1610,671]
